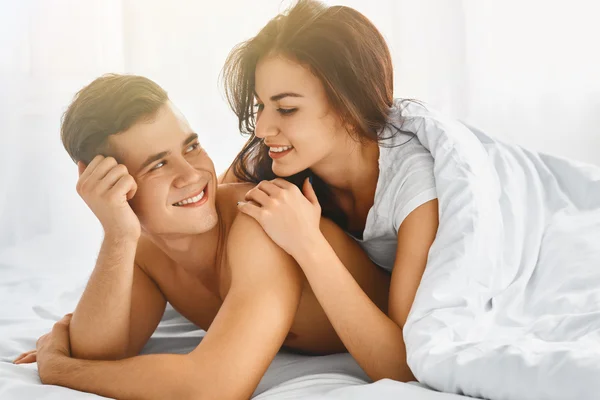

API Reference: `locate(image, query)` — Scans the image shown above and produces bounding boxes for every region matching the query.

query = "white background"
[1,0,599,271]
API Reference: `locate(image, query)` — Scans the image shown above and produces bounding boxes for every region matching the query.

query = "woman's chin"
[271,163,297,178]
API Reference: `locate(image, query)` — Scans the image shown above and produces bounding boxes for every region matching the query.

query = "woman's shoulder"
[372,100,438,228]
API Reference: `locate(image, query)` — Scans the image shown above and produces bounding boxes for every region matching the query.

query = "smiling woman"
[221,1,399,230]
[218,0,438,384]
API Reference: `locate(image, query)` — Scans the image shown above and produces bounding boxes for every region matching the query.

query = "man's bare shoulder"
[216,183,255,205]
[215,183,255,224]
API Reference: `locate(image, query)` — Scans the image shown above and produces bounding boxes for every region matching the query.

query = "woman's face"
[253,55,348,177]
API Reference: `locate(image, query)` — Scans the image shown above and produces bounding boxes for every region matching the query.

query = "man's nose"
[173,159,201,188]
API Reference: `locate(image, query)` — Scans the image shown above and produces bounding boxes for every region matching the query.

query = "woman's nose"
[254,109,280,139]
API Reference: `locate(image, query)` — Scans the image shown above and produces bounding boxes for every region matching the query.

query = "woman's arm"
[295,200,437,381]
[239,178,438,381]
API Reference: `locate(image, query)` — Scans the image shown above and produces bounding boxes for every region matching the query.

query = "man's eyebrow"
[137,133,199,173]
[138,150,170,173]
[253,92,303,102]
[183,133,198,146]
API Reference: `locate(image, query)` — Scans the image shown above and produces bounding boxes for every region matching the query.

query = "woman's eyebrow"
[253,91,303,102]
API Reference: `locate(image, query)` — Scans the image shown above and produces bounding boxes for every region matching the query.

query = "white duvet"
[402,106,600,400]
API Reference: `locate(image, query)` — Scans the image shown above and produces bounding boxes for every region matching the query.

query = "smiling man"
[13,74,390,400]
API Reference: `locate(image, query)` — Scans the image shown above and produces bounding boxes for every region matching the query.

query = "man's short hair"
[61,74,169,164]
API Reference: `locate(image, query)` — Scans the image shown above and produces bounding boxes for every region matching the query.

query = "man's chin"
[181,209,219,234]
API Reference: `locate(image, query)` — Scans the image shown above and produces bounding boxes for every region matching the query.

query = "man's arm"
[70,234,167,360]
[40,214,303,400]
[70,156,166,360]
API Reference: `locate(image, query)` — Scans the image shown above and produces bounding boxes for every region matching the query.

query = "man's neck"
[143,206,225,287]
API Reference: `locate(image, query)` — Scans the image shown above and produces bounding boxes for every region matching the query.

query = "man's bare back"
[137,182,390,355]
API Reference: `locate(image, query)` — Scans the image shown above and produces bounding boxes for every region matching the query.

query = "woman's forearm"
[294,236,415,382]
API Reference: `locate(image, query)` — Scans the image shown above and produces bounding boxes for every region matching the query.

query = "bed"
[0,236,471,400]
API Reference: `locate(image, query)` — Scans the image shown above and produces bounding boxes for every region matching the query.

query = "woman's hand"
[238,178,322,258]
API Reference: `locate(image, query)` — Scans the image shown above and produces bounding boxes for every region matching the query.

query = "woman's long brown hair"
[222,0,411,228]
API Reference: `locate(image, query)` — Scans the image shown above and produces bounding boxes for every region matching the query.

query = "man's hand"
[13,314,73,365]
[77,155,140,239]
[13,349,37,364]
[36,314,73,384]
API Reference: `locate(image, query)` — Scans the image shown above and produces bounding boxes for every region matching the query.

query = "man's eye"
[185,143,201,153]
[151,161,166,171]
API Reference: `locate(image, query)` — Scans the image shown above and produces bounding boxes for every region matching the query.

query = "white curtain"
[1,0,599,266]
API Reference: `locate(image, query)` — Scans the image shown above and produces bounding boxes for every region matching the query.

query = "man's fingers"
[78,155,105,180]
[77,156,117,194]
[126,182,138,201]
[36,333,49,348]
[88,157,119,184]
[13,351,33,363]
[61,313,73,321]
[111,174,138,201]
[54,314,73,330]
[15,352,37,364]
[96,164,130,193]
[77,161,86,177]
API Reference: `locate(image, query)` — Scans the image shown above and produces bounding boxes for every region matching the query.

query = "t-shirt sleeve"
[389,148,437,232]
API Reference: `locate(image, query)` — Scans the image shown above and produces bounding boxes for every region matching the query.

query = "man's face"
[109,102,218,237]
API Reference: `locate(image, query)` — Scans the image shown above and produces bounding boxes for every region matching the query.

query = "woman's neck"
[312,136,380,205]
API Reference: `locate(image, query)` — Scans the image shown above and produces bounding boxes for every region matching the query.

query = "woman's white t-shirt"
[350,100,437,272]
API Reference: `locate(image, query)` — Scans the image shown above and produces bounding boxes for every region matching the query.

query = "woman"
[220,0,438,382]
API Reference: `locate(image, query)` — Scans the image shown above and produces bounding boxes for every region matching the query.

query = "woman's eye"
[278,108,297,115]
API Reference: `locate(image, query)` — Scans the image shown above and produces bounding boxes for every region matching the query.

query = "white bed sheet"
[0,239,473,399]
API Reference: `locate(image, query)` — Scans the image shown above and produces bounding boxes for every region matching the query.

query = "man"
[13,74,390,399]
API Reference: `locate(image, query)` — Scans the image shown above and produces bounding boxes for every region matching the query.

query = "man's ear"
[77,161,86,177]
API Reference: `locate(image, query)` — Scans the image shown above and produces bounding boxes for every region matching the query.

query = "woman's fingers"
[237,201,263,222]
[256,180,281,196]
[245,187,273,206]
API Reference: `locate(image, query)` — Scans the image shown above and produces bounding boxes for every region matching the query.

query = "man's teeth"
[174,190,205,206]
[270,145,293,153]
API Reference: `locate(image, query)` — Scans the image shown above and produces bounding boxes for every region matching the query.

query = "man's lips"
[172,183,209,206]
